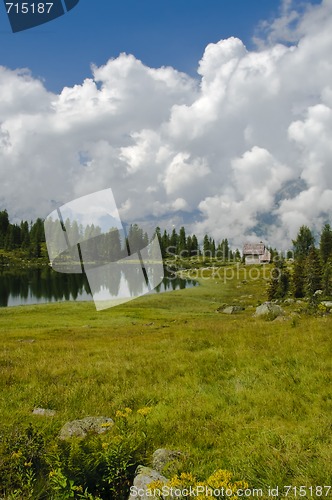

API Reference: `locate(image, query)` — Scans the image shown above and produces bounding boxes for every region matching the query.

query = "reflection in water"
[0,268,197,307]
[0,267,91,307]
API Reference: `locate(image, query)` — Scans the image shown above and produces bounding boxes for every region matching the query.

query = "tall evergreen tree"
[178,226,187,255]
[203,234,210,256]
[29,218,45,258]
[322,258,332,297]
[305,246,322,299]
[292,225,315,259]
[320,223,332,264]
[20,220,30,249]
[0,210,9,248]
[293,258,306,298]
[170,228,178,252]
[267,257,290,300]
[162,230,170,256]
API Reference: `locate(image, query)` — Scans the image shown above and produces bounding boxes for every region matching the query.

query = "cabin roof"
[243,242,267,255]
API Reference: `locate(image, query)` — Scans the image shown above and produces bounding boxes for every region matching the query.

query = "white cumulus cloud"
[1,0,332,250]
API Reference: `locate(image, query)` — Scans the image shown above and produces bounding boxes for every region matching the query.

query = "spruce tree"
[267,257,290,300]
[292,225,315,259]
[305,246,322,299]
[322,258,332,297]
[293,258,306,298]
[320,223,332,264]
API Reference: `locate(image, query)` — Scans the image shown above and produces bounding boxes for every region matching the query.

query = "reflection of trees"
[0,266,198,307]
[86,265,121,297]
[0,269,91,305]
[0,274,9,306]
[122,264,147,297]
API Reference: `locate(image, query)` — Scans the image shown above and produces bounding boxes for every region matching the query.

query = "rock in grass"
[254,302,284,318]
[222,305,244,314]
[128,466,167,500]
[32,407,56,416]
[321,301,332,310]
[59,416,114,440]
[152,448,183,473]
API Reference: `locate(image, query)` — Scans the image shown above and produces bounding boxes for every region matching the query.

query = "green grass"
[0,264,331,492]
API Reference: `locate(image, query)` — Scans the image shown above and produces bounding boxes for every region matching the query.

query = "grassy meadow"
[0,263,331,497]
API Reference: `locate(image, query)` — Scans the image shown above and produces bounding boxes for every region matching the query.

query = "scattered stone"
[17,339,35,343]
[59,416,114,440]
[222,306,244,314]
[321,301,332,310]
[272,315,288,322]
[152,448,183,474]
[216,303,229,312]
[128,466,167,500]
[254,302,284,318]
[283,298,295,305]
[32,407,56,416]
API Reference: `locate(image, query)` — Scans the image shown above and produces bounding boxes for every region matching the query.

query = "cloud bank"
[1,0,332,249]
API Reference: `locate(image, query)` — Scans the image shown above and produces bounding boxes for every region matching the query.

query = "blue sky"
[1,0,285,92]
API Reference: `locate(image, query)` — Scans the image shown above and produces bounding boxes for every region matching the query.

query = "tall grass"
[0,264,331,494]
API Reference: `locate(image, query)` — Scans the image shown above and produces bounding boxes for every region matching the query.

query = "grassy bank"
[0,264,331,497]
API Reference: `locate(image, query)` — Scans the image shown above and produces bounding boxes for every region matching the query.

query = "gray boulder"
[254,302,284,318]
[59,416,114,440]
[128,466,167,500]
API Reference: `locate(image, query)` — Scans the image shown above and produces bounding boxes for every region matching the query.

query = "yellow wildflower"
[148,479,165,490]
[116,407,132,418]
[100,422,113,428]
[178,472,197,485]
[137,407,152,417]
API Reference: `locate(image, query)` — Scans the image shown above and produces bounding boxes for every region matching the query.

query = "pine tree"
[162,230,170,256]
[203,234,210,257]
[170,228,178,251]
[320,223,332,264]
[191,234,199,256]
[267,257,290,300]
[292,225,315,259]
[322,258,332,297]
[0,209,9,249]
[178,227,186,255]
[305,246,322,299]
[293,258,306,298]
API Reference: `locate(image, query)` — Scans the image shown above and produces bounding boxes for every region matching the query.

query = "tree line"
[2,207,332,299]
[268,224,332,301]
[0,209,45,258]
[0,209,242,262]
[155,226,241,261]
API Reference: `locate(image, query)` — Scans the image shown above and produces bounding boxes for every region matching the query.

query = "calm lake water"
[0,267,197,307]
